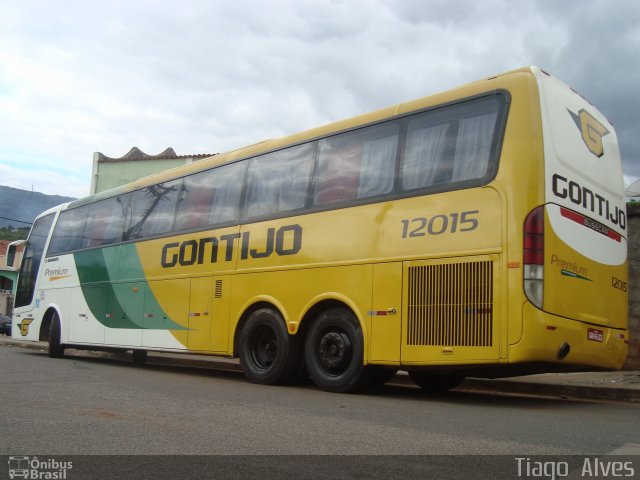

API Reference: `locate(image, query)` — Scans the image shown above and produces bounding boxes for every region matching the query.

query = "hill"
[0,185,76,229]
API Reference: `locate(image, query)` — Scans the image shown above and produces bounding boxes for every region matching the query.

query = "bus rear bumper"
[509,302,628,370]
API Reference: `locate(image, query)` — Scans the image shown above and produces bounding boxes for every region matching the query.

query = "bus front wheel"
[132,350,148,365]
[239,308,301,385]
[48,312,65,359]
[304,308,368,393]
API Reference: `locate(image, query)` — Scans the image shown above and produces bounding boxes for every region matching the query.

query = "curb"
[386,372,640,403]
[2,337,638,403]
[456,378,640,403]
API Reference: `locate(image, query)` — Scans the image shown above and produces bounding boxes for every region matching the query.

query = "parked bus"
[12,67,628,393]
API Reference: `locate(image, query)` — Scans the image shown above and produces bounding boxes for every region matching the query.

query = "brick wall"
[625,205,640,369]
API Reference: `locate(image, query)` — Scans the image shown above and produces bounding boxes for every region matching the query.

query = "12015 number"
[401,210,479,238]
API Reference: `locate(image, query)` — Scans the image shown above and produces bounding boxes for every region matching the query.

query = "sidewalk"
[2,336,639,403]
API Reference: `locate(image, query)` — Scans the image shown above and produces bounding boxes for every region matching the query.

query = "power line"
[0,215,32,226]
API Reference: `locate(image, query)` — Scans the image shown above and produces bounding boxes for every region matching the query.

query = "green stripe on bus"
[74,246,186,330]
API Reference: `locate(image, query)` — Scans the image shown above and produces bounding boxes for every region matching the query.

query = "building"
[626,204,640,369]
[90,147,214,194]
[0,240,25,315]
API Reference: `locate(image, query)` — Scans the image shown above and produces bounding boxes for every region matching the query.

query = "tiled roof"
[96,147,215,162]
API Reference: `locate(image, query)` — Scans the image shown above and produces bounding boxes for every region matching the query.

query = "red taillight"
[524,206,544,309]
[524,206,544,265]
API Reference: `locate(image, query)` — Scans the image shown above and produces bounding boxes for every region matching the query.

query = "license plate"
[588,328,604,342]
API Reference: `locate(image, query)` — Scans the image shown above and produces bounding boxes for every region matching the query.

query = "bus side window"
[208,161,245,226]
[86,206,108,247]
[176,162,246,231]
[451,111,499,182]
[357,127,398,198]
[314,122,398,206]
[175,171,217,231]
[242,143,314,220]
[402,120,452,190]
[401,96,503,191]
[127,179,181,240]
[48,206,90,254]
[85,196,126,247]
[314,140,362,205]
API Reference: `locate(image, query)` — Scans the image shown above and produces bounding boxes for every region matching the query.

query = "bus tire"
[408,371,465,394]
[239,308,301,385]
[366,366,398,388]
[132,349,148,365]
[304,307,368,393]
[48,312,65,359]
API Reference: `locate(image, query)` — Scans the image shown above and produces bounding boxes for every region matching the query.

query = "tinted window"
[313,123,399,206]
[48,206,90,254]
[175,162,246,231]
[402,96,502,191]
[85,196,127,247]
[126,180,181,240]
[243,143,315,220]
[15,213,54,307]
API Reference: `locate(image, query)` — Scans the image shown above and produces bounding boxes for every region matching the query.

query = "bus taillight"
[524,206,544,309]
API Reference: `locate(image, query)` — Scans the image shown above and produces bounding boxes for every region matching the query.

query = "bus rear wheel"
[408,371,465,394]
[304,307,370,393]
[48,312,65,359]
[239,308,301,385]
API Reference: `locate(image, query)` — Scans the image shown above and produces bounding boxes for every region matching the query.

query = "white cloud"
[0,0,638,197]
[625,175,640,197]
[0,162,88,199]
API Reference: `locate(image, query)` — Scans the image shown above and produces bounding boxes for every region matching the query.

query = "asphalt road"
[2,344,640,479]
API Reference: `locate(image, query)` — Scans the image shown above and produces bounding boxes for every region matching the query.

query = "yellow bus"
[12,66,628,393]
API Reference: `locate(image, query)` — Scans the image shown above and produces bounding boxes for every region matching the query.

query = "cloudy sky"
[1,0,638,199]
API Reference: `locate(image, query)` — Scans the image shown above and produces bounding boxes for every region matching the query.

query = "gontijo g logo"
[568,108,610,158]
[18,319,33,337]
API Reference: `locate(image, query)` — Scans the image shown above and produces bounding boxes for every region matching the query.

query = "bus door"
[12,213,55,341]
[188,276,230,353]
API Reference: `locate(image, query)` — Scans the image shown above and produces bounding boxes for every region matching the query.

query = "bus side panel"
[39,253,102,346]
[369,262,402,364]
[134,226,241,350]
[69,285,106,344]
[228,264,374,360]
[400,254,501,365]
[185,276,230,353]
[142,279,189,348]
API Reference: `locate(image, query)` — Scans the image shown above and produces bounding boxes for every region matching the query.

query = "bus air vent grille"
[407,260,493,347]
[214,280,223,299]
